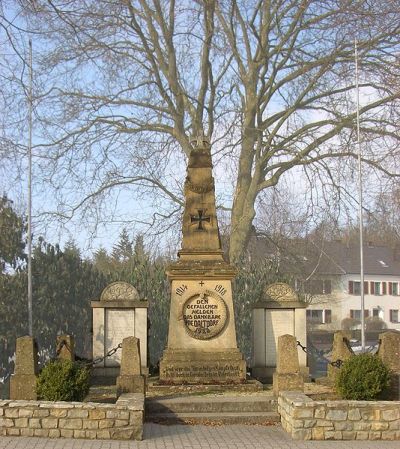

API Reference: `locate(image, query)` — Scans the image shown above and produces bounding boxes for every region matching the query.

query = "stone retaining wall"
[0,393,143,440]
[278,391,400,440]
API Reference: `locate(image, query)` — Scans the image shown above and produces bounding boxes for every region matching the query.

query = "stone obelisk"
[159,135,246,384]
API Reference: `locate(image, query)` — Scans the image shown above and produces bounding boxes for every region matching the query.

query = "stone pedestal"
[9,336,38,400]
[160,273,246,384]
[116,336,145,396]
[252,283,308,382]
[273,334,304,396]
[91,282,149,378]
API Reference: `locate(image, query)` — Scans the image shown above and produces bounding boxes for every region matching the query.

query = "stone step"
[84,385,117,403]
[146,395,277,414]
[145,411,280,425]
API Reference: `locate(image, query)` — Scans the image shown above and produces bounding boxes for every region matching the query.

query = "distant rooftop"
[247,237,400,277]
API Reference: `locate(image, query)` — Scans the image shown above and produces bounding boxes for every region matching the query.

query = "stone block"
[291,428,312,440]
[5,408,19,418]
[68,409,88,418]
[273,372,303,396]
[7,429,20,436]
[371,421,389,431]
[276,334,300,374]
[89,409,105,419]
[60,429,74,438]
[334,421,353,431]
[342,431,357,440]
[314,407,325,419]
[326,409,347,421]
[348,408,361,420]
[33,409,50,417]
[325,430,342,440]
[96,430,111,439]
[120,336,141,376]
[22,413,36,423]
[74,430,86,439]
[48,429,61,438]
[56,335,75,361]
[28,418,41,428]
[18,409,33,417]
[83,420,99,429]
[356,431,369,440]
[49,409,67,418]
[33,429,49,437]
[20,428,34,437]
[389,420,400,430]
[115,419,129,427]
[85,430,97,439]
[116,374,145,396]
[99,419,114,429]
[312,427,325,440]
[292,407,313,418]
[59,418,83,429]
[10,374,37,401]
[382,431,397,440]
[41,418,58,429]
[369,431,382,440]
[382,409,400,421]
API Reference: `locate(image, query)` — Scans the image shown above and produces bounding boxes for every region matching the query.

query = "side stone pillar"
[273,334,304,396]
[327,331,354,383]
[9,335,38,400]
[377,331,400,399]
[116,336,145,396]
[56,334,75,361]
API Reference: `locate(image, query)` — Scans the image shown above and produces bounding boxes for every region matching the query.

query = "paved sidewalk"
[1,424,400,449]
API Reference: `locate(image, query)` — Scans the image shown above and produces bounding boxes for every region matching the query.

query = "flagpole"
[27,38,33,336]
[355,39,365,352]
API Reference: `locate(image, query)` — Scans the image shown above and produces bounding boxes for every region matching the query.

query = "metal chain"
[56,339,123,367]
[297,340,343,368]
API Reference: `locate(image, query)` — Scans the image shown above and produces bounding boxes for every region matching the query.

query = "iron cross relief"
[190,209,211,231]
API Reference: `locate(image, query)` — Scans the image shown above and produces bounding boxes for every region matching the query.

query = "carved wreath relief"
[100,281,139,301]
[180,287,228,340]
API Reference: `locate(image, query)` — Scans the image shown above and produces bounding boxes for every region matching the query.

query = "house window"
[370,281,382,295]
[390,310,399,323]
[348,280,369,295]
[389,282,399,296]
[372,308,380,317]
[350,309,369,320]
[325,309,332,324]
[306,309,332,324]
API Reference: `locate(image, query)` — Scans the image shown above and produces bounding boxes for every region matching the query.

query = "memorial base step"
[145,393,279,425]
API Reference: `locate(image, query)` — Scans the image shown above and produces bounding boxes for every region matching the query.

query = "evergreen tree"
[0,196,26,272]
[111,228,133,262]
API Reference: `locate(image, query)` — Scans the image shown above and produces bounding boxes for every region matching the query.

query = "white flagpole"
[27,39,33,336]
[355,39,365,352]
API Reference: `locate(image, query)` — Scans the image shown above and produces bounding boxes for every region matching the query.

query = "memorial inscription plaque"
[183,290,228,339]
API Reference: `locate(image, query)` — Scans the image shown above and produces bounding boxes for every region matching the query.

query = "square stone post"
[9,336,38,400]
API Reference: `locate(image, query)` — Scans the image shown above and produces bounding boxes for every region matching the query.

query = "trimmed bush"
[36,359,90,401]
[335,353,390,400]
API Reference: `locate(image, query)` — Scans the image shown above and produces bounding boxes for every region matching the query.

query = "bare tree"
[4,0,400,262]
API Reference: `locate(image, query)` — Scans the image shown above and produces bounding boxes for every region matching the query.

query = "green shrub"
[36,359,90,401]
[335,353,390,400]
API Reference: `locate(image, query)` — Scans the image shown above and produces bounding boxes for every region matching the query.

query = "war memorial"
[2,137,400,443]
